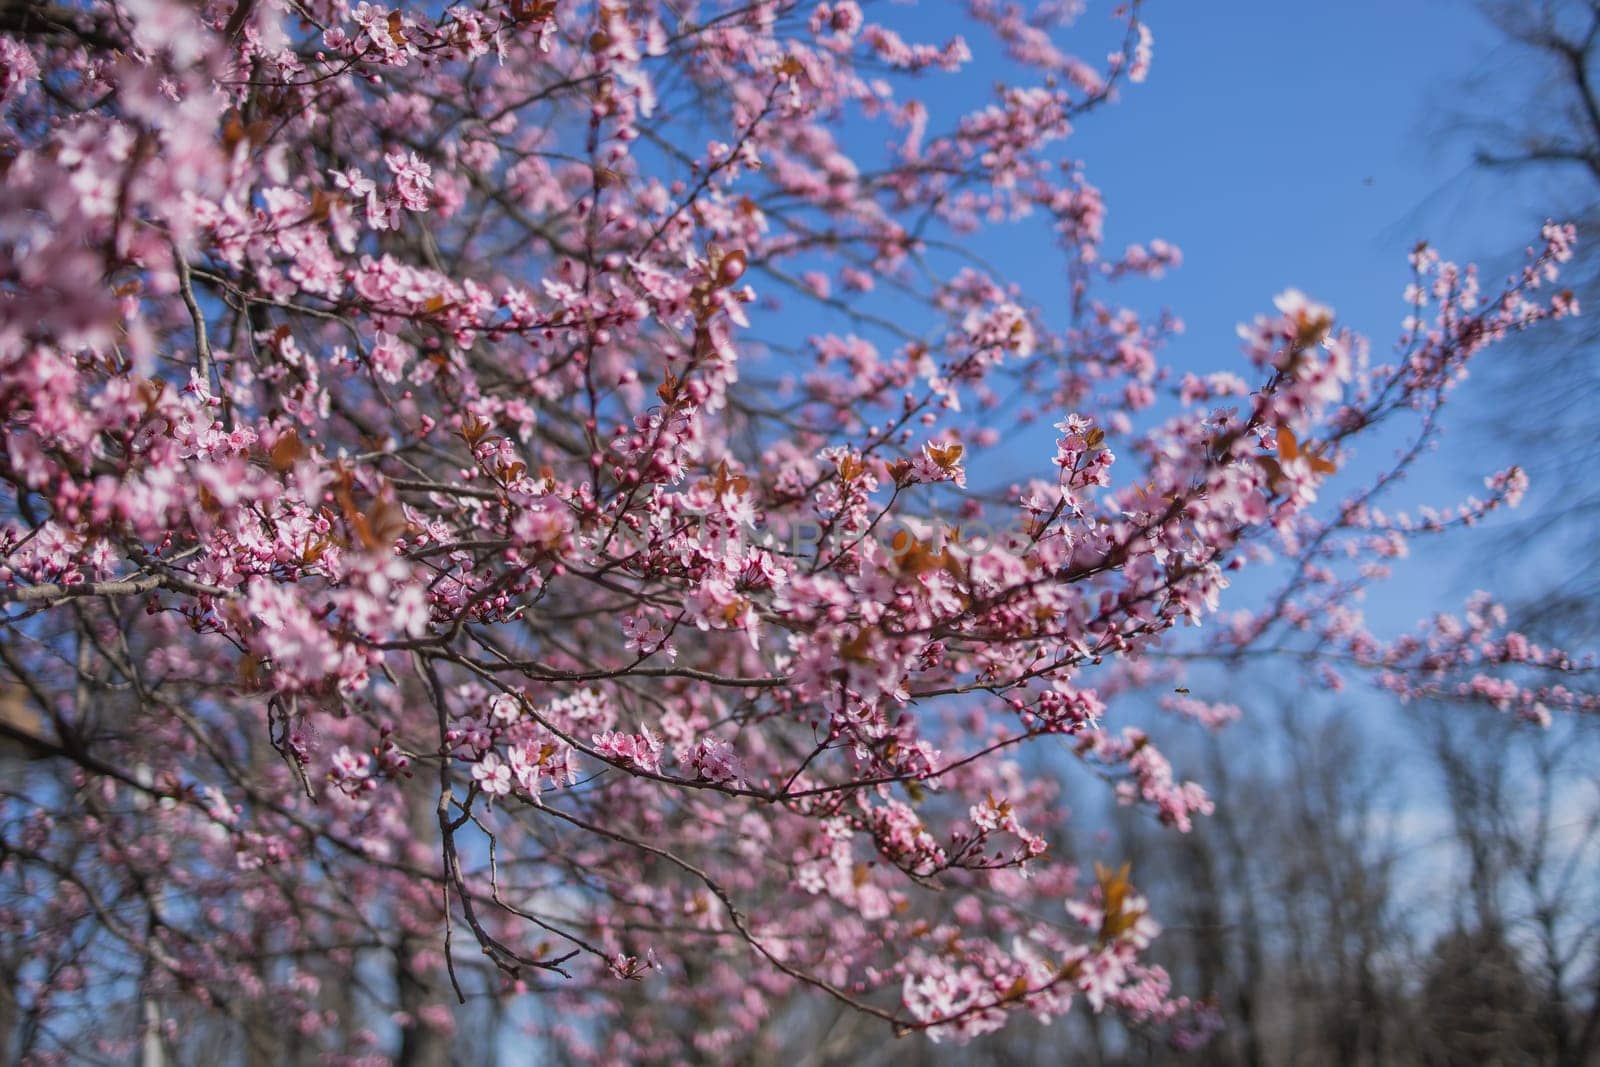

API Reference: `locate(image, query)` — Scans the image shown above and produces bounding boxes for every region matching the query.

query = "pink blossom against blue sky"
[938,0,1550,620]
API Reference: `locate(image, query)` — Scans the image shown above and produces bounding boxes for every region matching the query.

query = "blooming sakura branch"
[0,0,1594,1061]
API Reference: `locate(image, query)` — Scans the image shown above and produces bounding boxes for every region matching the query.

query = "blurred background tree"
[1457,0,1600,637]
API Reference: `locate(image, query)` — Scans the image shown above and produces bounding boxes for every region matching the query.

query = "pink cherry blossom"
[472,753,513,797]
[0,0,1590,1060]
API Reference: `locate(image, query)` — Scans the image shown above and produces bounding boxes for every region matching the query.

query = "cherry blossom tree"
[0,0,1593,1062]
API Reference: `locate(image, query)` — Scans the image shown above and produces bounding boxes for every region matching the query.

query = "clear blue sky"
[1068,0,1528,370]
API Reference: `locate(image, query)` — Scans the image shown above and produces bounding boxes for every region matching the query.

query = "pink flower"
[472,753,512,797]
[385,152,433,212]
[688,737,744,785]
[592,728,664,775]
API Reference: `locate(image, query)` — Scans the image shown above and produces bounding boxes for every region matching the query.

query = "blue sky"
[1071,0,1525,355]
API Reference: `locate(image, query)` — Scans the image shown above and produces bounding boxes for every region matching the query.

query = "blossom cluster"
[0,0,1590,1062]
